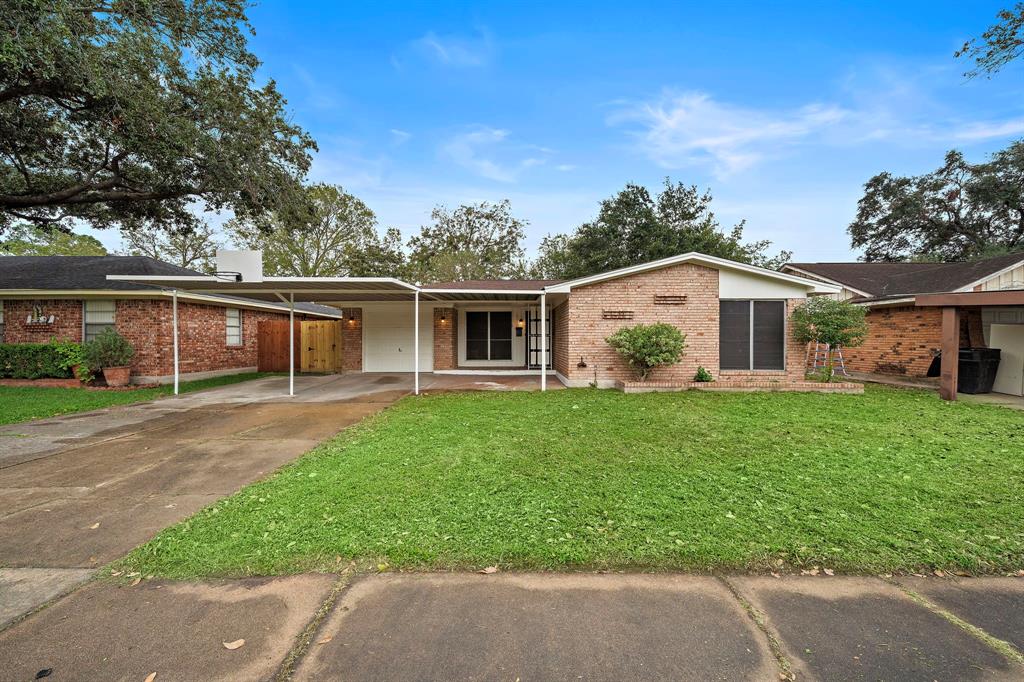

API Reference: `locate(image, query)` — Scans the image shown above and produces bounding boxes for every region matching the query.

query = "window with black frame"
[465,311,513,361]
[719,300,785,370]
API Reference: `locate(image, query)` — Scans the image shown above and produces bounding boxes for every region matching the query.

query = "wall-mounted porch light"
[516,316,525,328]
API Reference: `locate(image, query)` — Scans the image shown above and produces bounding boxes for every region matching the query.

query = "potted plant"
[84,328,135,387]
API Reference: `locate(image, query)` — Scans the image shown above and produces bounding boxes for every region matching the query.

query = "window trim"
[719,298,787,371]
[226,307,243,346]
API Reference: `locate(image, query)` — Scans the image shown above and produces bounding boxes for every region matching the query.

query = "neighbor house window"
[226,308,242,346]
[719,300,786,370]
[83,300,116,342]
[465,311,512,361]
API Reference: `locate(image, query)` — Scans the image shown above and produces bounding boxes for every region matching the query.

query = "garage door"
[991,324,1024,396]
[363,306,433,372]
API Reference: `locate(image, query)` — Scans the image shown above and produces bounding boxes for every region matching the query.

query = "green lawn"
[0,372,273,425]
[118,385,1024,578]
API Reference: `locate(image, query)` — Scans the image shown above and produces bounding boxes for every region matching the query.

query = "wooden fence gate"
[257,320,343,373]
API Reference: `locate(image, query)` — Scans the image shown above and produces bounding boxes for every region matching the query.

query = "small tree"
[606,323,687,381]
[790,297,868,381]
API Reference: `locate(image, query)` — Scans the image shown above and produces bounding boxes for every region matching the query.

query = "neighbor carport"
[917,290,1024,400]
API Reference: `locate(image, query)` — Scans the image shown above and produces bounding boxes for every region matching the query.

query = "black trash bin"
[957,347,1001,394]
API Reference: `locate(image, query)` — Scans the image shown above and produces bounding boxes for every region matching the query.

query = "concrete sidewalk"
[1,572,1021,681]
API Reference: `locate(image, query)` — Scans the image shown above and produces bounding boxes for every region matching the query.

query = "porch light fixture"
[516,317,524,328]
[440,311,447,322]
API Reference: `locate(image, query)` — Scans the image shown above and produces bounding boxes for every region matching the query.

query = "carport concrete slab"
[0,575,335,682]
[733,576,1019,681]
[295,573,777,681]
[0,493,221,567]
[0,568,93,630]
[897,577,1024,652]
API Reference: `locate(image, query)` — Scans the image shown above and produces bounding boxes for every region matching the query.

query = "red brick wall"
[339,308,363,371]
[2,300,83,343]
[432,307,457,370]
[552,302,569,377]
[841,306,942,377]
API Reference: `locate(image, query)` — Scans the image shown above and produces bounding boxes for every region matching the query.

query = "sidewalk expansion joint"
[717,576,795,681]
[272,569,355,682]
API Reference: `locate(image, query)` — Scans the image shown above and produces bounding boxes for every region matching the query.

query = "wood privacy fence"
[257,320,344,373]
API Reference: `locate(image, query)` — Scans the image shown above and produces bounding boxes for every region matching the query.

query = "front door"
[526,308,552,369]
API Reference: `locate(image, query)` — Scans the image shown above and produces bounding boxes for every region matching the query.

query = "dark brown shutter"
[752,301,786,370]
[719,301,750,370]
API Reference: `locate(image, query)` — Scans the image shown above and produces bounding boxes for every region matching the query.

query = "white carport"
[107,270,554,396]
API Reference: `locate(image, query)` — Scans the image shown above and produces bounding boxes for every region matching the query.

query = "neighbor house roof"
[0,255,343,317]
[784,252,1024,299]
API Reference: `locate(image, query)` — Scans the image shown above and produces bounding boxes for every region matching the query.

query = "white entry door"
[362,306,433,372]
[991,324,1024,396]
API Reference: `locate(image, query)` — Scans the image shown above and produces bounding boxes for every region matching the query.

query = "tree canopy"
[406,200,526,282]
[120,223,220,271]
[849,145,1024,262]
[0,224,106,255]
[531,180,791,279]
[0,0,315,233]
[957,3,1024,77]
[226,184,404,277]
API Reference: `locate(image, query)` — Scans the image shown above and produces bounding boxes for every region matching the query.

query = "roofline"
[545,252,840,294]
[107,274,420,290]
[851,296,918,308]
[954,255,1024,292]
[419,288,546,295]
[0,288,344,318]
[780,264,873,297]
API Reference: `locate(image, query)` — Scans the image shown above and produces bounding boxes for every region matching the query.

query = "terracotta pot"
[102,366,131,387]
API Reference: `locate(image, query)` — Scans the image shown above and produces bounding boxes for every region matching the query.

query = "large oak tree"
[0,0,315,233]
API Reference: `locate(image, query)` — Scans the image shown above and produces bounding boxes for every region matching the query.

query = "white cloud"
[413,28,495,68]
[609,90,847,178]
[390,129,412,146]
[556,164,577,172]
[952,118,1024,141]
[440,127,550,182]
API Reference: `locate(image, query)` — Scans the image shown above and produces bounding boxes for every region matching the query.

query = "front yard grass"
[0,372,272,425]
[120,385,1023,578]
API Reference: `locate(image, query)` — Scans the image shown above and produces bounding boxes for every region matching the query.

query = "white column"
[414,290,420,395]
[172,289,179,395]
[289,293,295,397]
[540,293,547,392]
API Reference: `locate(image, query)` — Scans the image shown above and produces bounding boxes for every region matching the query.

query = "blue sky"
[101,1,1024,261]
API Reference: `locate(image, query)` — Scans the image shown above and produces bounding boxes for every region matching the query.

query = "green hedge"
[0,343,76,379]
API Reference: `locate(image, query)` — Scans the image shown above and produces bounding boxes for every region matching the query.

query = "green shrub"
[694,366,714,382]
[0,342,74,379]
[790,297,868,382]
[605,323,686,381]
[84,328,135,368]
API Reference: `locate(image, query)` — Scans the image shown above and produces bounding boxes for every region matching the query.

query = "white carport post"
[414,289,420,395]
[540,292,547,392]
[288,293,295,397]
[172,289,179,395]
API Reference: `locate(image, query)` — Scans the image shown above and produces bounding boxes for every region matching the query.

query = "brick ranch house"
[0,256,343,383]
[783,253,1024,396]
[115,250,855,393]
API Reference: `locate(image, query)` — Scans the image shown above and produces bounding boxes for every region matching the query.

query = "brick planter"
[616,379,864,394]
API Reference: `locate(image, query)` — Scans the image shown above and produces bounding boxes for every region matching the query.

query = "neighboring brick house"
[127,250,847,392]
[0,256,342,383]
[783,253,1024,381]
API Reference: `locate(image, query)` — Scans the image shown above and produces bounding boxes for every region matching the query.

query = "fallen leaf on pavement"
[223,639,245,650]
[823,568,835,576]
[933,569,946,578]
[478,566,499,574]
[144,673,157,682]
[130,577,142,587]
[316,635,333,645]
[89,523,100,530]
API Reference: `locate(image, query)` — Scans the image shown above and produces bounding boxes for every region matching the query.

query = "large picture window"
[83,300,116,342]
[719,300,786,370]
[465,311,512,361]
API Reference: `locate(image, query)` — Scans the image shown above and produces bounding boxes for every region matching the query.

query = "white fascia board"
[419,288,545,295]
[954,257,1024,292]
[545,252,841,294]
[262,276,419,290]
[781,266,872,297]
[106,275,221,282]
[854,297,916,308]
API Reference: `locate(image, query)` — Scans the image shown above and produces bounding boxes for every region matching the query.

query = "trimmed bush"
[0,342,75,379]
[694,366,714,382]
[606,323,687,380]
[84,327,134,369]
